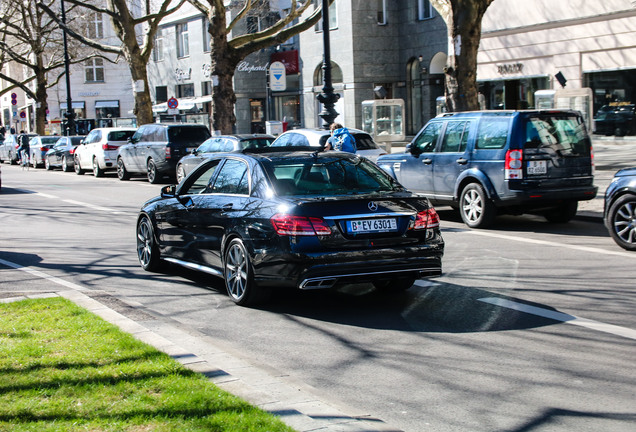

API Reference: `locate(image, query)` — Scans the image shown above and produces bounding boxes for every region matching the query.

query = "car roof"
[211,134,275,141]
[278,128,369,137]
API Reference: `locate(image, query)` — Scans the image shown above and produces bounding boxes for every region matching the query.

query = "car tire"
[74,156,84,175]
[373,277,416,292]
[117,158,130,181]
[224,238,267,306]
[92,157,104,177]
[136,216,161,271]
[544,201,578,223]
[176,164,186,184]
[607,194,636,251]
[62,156,71,172]
[615,127,625,137]
[45,157,52,170]
[459,183,496,228]
[147,159,159,184]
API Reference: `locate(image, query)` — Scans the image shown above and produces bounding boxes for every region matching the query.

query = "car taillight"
[591,144,595,175]
[505,149,523,180]
[102,143,118,151]
[70,147,76,155]
[413,208,440,230]
[39,146,47,151]
[165,147,171,159]
[271,214,331,236]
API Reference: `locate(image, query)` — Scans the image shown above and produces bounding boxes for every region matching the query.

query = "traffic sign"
[11,99,17,105]
[19,111,26,118]
[11,93,17,99]
[167,97,179,109]
[269,61,286,92]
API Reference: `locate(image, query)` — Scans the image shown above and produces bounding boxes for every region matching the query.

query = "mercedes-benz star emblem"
[368,201,378,211]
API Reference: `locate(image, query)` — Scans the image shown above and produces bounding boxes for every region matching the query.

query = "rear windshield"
[524,114,590,157]
[351,133,379,150]
[263,156,399,196]
[239,137,273,149]
[41,137,59,144]
[167,127,211,143]
[107,130,135,142]
[70,137,85,145]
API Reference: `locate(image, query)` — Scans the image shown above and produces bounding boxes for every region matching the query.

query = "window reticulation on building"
[176,22,189,58]
[314,0,337,31]
[176,83,195,98]
[418,0,433,20]
[202,18,211,52]
[377,0,387,25]
[153,28,164,62]
[85,12,103,38]
[85,58,104,83]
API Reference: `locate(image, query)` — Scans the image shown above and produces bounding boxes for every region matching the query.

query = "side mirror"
[406,143,420,157]
[161,185,176,198]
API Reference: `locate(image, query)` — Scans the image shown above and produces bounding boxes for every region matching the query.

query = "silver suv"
[74,127,137,177]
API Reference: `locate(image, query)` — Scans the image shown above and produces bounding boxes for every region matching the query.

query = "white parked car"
[269,128,387,162]
[74,127,136,177]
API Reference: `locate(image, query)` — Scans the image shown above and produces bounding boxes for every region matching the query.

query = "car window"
[107,130,135,142]
[41,137,59,144]
[351,133,379,150]
[475,117,510,149]
[289,133,310,146]
[525,114,590,157]
[239,138,273,150]
[221,139,234,152]
[167,126,211,143]
[211,159,249,195]
[271,133,292,147]
[197,138,214,153]
[71,137,85,145]
[440,121,470,153]
[413,122,442,152]
[266,156,398,196]
[182,159,222,195]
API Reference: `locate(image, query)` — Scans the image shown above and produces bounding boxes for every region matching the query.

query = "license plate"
[347,218,397,234]
[527,160,547,175]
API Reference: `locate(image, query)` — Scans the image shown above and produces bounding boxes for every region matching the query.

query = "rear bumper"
[497,184,598,208]
[252,243,444,290]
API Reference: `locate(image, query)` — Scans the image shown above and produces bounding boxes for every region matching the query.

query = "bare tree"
[431,0,496,112]
[0,0,93,134]
[187,0,332,134]
[39,0,187,126]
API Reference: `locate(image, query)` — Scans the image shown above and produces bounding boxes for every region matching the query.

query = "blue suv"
[377,110,597,228]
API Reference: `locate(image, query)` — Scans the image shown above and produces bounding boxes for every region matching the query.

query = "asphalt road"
[1,146,635,432]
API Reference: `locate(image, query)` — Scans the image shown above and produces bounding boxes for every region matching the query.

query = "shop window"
[418,0,433,20]
[153,28,164,62]
[85,58,104,82]
[95,101,120,120]
[407,58,423,135]
[176,22,189,58]
[313,61,343,86]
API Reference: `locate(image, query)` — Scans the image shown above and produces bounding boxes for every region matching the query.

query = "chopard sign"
[497,63,524,75]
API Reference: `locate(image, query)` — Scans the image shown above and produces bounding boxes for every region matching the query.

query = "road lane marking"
[0,258,87,292]
[478,297,636,341]
[25,190,125,215]
[465,230,634,258]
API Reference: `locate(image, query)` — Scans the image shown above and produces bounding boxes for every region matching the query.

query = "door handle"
[222,203,233,212]
[456,158,468,165]
[422,158,433,165]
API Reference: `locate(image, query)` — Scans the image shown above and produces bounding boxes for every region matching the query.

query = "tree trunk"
[129,59,154,126]
[34,76,48,135]
[443,1,490,112]
[208,10,239,134]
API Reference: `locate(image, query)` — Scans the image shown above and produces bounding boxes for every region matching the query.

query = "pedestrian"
[17,130,30,166]
[325,122,357,153]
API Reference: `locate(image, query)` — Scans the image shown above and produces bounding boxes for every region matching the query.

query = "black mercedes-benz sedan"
[136,148,444,306]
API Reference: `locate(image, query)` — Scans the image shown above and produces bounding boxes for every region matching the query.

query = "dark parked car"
[118,123,211,183]
[377,110,597,228]
[30,135,60,168]
[45,136,86,171]
[604,167,636,251]
[594,104,636,136]
[136,148,444,306]
[176,134,274,182]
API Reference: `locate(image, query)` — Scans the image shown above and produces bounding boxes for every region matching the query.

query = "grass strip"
[0,297,295,432]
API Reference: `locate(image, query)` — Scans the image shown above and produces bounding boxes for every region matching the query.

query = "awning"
[152,102,168,113]
[60,101,85,109]
[192,95,212,104]
[95,100,120,108]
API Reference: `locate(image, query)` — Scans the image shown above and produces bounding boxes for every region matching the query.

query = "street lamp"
[61,0,76,136]
[316,0,339,129]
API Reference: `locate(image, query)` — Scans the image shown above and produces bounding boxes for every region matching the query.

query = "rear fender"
[454,168,497,201]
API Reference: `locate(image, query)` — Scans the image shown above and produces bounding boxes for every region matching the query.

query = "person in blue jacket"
[325,122,357,153]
